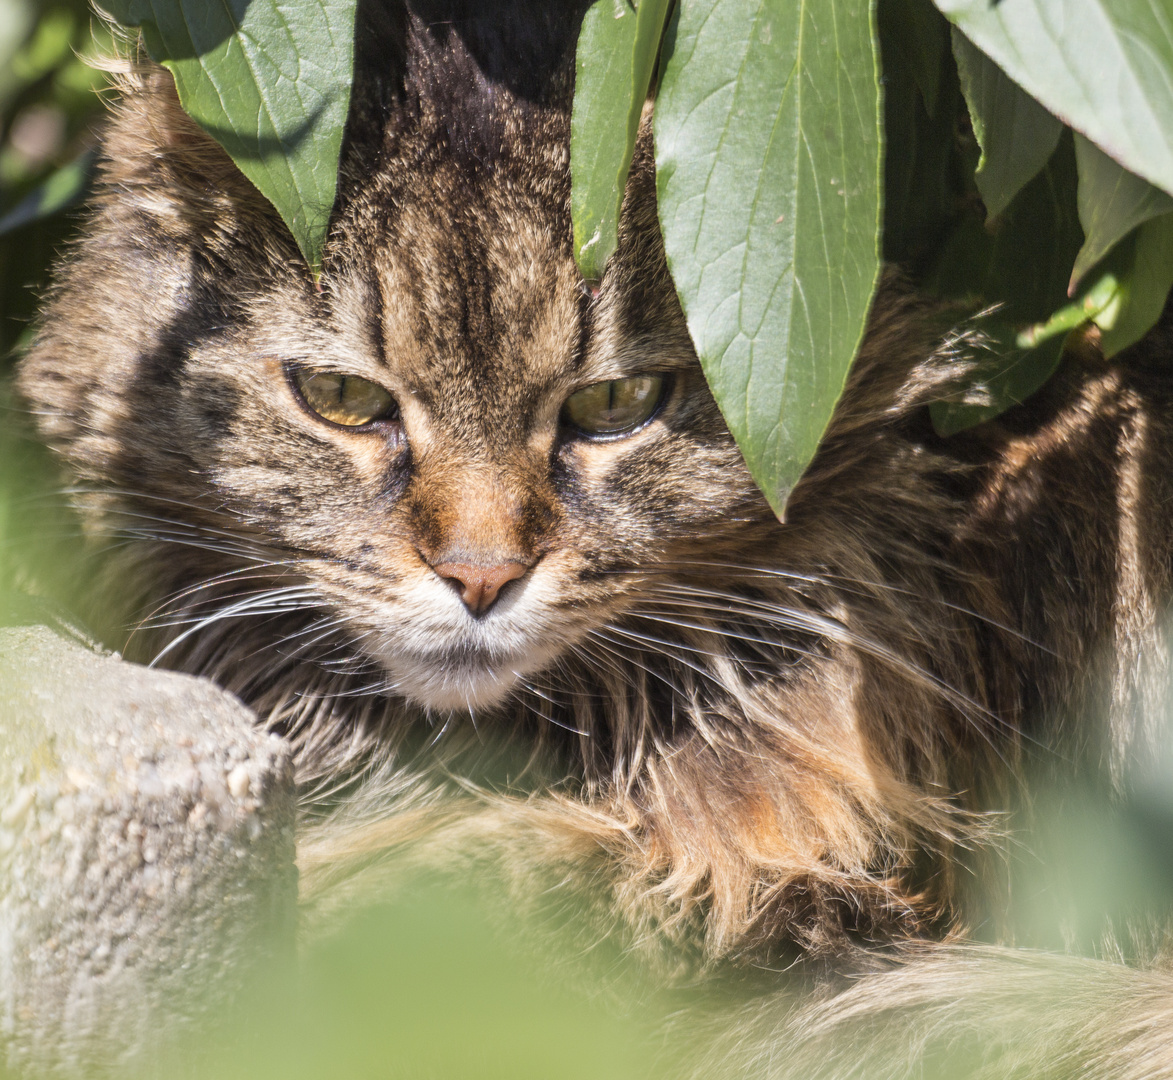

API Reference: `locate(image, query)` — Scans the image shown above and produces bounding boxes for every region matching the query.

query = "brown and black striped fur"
[15,2,1173,1074]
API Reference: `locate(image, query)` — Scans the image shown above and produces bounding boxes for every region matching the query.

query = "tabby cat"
[15,2,1173,1075]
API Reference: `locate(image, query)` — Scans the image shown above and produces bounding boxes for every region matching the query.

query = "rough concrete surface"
[0,626,298,1077]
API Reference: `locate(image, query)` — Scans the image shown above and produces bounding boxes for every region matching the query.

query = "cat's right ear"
[14,54,286,476]
[96,59,276,240]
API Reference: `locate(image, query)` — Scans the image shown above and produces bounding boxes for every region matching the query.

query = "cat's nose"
[431,561,529,614]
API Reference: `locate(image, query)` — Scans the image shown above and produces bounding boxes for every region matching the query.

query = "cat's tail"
[678,945,1173,1080]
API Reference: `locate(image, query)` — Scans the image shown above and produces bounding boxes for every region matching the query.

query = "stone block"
[0,626,297,1077]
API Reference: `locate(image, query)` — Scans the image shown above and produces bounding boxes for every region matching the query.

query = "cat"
[15,1,1173,1074]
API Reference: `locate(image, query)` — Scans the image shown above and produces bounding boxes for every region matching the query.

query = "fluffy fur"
[15,2,1173,1074]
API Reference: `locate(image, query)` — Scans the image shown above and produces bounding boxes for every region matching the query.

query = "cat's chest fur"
[16,2,1173,971]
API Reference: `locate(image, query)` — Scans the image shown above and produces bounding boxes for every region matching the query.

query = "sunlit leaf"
[934,0,1173,200]
[1071,135,1173,288]
[1015,269,1120,351]
[103,0,357,274]
[951,27,1061,220]
[1095,214,1173,358]
[655,0,882,515]
[571,0,671,282]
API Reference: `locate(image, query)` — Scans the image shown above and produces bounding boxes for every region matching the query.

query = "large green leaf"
[571,0,671,283]
[927,133,1083,434]
[950,27,1061,220]
[934,0,1173,200]
[654,0,882,515]
[1071,135,1173,286]
[104,0,357,273]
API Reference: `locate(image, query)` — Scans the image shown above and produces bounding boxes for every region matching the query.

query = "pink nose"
[431,561,529,614]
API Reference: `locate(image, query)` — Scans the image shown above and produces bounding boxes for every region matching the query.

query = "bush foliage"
[12,0,1163,513]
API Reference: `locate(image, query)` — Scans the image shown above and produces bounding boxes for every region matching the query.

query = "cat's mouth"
[378,641,562,712]
[332,554,600,713]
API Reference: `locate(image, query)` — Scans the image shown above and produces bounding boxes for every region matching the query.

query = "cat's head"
[17,7,987,952]
[18,10,772,714]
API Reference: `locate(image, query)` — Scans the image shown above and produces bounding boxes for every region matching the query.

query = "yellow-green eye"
[562,375,666,437]
[291,368,397,428]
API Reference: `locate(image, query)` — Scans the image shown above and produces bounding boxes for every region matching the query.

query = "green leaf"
[654,0,882,515]
[1014,269,1120,351]
[929,317,1066,436]
[571,0,671,282]
[933,0,1173,200]
[927,131,1082,325]
[950,28,1061,221]
[0,152,95,237]
[1071,134,1173,288]
[878,0,966,270]
[104,0,357,274]
[1094,214,1173,358]
[879,0,948,118]
[926,132,1083,433]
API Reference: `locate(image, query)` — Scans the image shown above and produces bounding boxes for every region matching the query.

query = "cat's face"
[19,51,771,714]
[187,161,767,710]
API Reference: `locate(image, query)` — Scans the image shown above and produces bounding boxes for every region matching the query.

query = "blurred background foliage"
[0,0,108,625]
[0,0,110,358]
[169,877,670,1080]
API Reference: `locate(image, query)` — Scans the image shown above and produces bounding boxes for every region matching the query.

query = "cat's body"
[15,2,1173,1074]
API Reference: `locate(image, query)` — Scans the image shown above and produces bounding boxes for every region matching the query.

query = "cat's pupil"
[291,368,396,428]
[563,376,665,437]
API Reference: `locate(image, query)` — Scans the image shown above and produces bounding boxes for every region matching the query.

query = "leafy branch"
[95,0,1173,515]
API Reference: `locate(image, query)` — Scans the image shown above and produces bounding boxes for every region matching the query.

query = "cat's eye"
[290,368,397,428]
[562,376,666,438]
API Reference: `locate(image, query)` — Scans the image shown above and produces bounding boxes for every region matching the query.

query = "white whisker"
[149,586,323,667]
